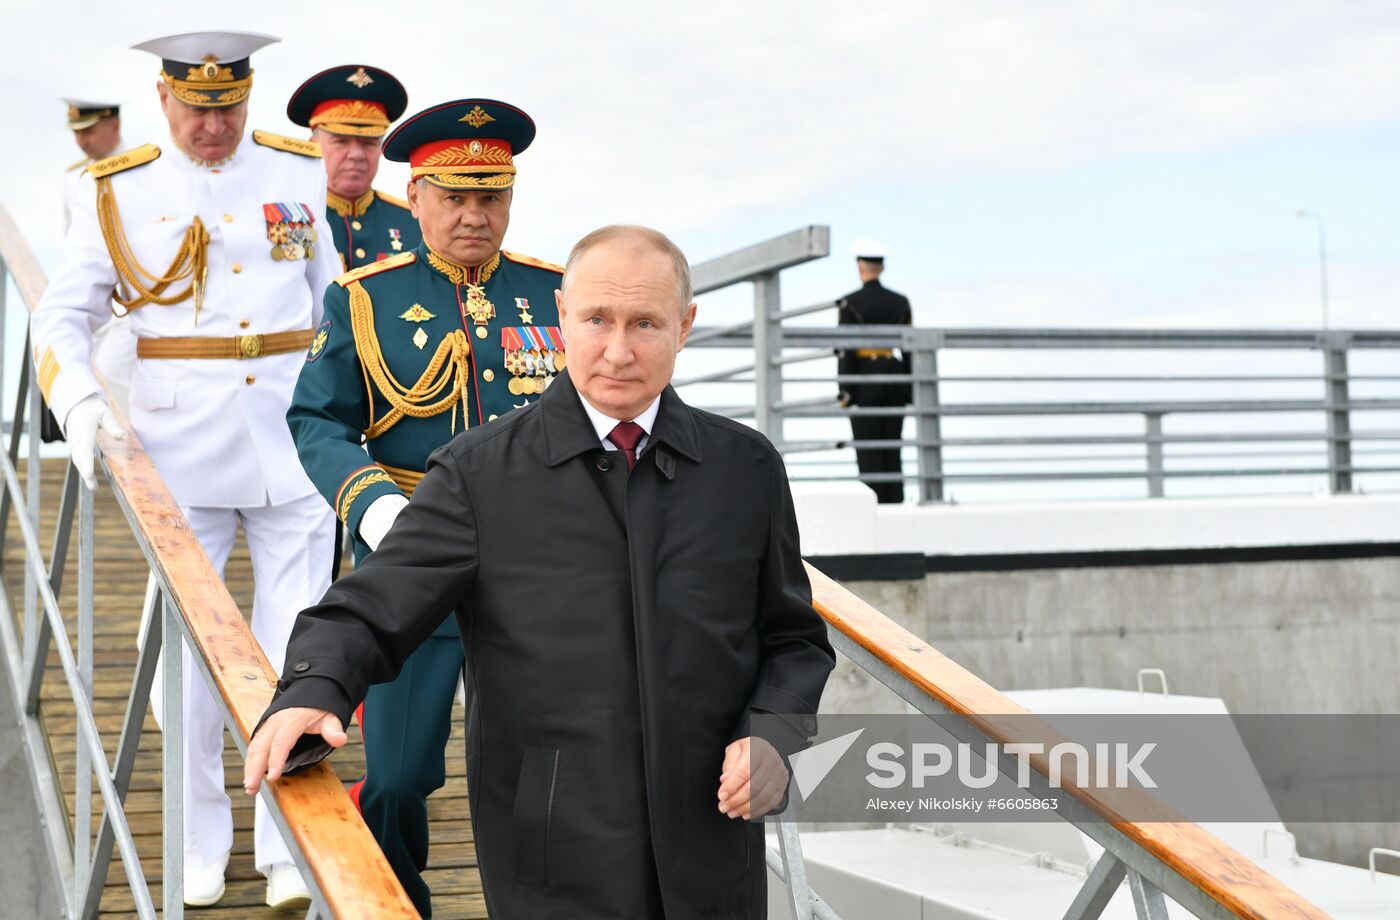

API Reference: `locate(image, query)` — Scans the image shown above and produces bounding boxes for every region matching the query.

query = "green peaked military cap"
[287,64,408,138]
[382,98,535,190]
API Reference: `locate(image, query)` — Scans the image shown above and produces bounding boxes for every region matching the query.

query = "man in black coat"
[244,225,836,919]
[838,242,913,504]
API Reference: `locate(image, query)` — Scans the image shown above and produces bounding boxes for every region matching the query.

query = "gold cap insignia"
[188,55,234,83]
[400,304,436,323]
[346,67,374,88]
[67,104,79,122]
[459,105,495,129]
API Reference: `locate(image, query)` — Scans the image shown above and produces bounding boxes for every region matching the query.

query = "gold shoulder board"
[252,130,322,158]
[502,250,564,274]
[86,144,161,180]
[334,251,417,288]
[375,189,411,210]
[66,157,91,173]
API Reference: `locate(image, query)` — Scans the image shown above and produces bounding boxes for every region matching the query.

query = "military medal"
[263,202,318,261]
[515,297,533,324]
[502,326,564,397]
[463,283,494,325]
[389,228,403,251]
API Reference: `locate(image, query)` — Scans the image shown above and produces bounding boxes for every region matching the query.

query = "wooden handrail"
[806,563,1331,920]
[0,204,417,918]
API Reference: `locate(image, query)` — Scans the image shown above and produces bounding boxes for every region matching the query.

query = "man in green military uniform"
[287,98,563,917]
[287,64,420,271]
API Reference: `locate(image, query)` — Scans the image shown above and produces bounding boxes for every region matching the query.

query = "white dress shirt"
[577,390,661,453]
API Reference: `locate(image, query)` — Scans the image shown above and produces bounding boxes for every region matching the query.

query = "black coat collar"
[541,371,703,468]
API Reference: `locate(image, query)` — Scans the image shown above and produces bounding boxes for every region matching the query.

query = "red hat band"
[410,137,516,183]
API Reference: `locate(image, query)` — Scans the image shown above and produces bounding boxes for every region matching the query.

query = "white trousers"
[151,491,334,871]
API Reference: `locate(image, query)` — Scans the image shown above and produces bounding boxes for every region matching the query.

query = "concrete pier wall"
[818,556,1400,867]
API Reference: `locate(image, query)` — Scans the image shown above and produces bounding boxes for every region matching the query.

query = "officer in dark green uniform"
[287,98,563,917]
[286,64,420,272]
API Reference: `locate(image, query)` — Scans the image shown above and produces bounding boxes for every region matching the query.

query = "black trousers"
[846,356,909,504]
[850,413,905,503]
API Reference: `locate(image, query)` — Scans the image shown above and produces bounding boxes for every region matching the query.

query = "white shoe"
[183,853,228,907]
[265,861,312,909]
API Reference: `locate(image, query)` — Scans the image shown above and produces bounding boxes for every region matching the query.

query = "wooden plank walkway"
[5,458,486,918]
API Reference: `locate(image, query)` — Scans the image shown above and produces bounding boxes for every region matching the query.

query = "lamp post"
[1295,209,1329,330]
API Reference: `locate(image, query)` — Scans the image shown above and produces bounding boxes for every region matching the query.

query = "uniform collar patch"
[425,246,501,285]
[327,188,375,217]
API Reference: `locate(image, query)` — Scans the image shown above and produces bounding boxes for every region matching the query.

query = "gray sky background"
[4,1,1400,331]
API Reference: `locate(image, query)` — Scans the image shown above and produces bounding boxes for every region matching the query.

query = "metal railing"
[0,205,417,919]
[680,227,1400,502]
[780,566,1332,920]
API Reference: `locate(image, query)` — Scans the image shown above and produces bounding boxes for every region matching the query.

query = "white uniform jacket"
[32,133,340,508]
[62,156,92,233]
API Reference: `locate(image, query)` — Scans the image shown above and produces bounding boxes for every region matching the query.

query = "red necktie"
[608,421,645,470]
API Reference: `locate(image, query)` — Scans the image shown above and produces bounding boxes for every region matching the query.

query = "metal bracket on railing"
[1144,413,1165,499]
[1062,852,1127,920]
[777,820,815,920]
[162,590,185,919]
[1126,869,1170,920]
[1370,847,1400,882]
[1263,828,1302,866]
[764,823,842,920]
[1136,668,1169,696]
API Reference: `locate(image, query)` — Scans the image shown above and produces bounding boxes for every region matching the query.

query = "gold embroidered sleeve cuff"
[335,465,403,533]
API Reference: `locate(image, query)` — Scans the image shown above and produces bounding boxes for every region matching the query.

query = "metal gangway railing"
[787,566,1332,920]
[0,204,1332,919]
[0,205,418,919]
[679,226,1400,502]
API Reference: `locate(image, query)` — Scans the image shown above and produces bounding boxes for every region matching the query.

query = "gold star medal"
[515,297,533,324]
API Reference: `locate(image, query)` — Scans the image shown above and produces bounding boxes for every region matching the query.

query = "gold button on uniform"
[475,327,488,339]
[223,213,233,223]
[245,375,256,385]
[351,220,362,231]
[231,263,242,274]
[355,248,365,259]
[239,319,250,329]
[482,369,495,382]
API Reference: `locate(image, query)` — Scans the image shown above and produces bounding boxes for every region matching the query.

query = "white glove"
[63,394,124,489]
[358,493,409,551]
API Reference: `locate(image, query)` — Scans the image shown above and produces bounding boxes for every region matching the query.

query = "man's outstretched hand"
[717,736,789,820]
[243,707,347,795]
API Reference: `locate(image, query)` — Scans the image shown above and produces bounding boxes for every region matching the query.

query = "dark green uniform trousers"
[350,634,464,917]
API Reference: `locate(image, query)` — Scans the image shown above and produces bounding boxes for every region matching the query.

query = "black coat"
[837,279,913,406]
[263,371,835,919]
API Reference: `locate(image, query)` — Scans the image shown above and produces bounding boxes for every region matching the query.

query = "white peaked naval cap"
[131,30,280,63]
[850,239,890,260]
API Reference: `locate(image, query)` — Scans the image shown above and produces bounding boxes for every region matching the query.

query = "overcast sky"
[5,0,1400,332]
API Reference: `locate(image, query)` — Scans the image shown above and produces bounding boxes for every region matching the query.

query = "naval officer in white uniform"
[59,99,138,416]
[31,31,338,910]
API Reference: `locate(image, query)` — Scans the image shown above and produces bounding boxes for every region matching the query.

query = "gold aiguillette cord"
[95,175,210,324]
